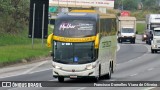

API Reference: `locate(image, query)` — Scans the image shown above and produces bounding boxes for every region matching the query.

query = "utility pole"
[121,0,124,10]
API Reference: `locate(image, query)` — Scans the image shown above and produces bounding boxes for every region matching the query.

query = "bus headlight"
[53,64,61,69]
[153,45,157,48]
[86,64,96,70]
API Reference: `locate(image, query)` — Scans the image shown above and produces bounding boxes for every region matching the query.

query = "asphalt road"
[1,35,160,90]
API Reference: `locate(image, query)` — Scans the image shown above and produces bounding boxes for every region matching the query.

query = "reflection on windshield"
[53,41,95,64]
[154,30,160,36]
[122,28,134,33]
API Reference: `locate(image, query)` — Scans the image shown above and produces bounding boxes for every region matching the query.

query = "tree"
[0,0,30,33]
[141,0,158,10]
[114,0,138,10]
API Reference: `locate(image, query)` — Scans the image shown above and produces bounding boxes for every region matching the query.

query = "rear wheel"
[106,65,112,79]
[58,77,64,82]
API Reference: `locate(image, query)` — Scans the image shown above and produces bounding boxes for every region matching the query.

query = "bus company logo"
[72,69,75,72]
[2,82,12,87]
[59,23,75,30]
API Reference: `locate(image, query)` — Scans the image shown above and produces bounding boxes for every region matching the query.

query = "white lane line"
[143,87,156,90]
[117,44,120,51]
[109,79,116,81]
[147,68,154,71]
[130,73,138,77]
[0,68,52,79]
[28,68,52,74]
[76,87,86,90]
[22,60,48,74]
[48,78,57,81]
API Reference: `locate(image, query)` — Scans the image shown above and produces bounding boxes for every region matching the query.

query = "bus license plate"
[70,76,77,78]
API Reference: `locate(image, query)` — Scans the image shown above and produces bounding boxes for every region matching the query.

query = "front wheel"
[155,50,157,53]
[58,77,64,82]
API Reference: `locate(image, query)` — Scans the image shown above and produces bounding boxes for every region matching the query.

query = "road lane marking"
[147,68,154,71]
[143,87,156,90]
[118,44,149,66]
[22,60,48,74]
[76,87,86,90]
[28,68,52,74]
[130,73,138,77]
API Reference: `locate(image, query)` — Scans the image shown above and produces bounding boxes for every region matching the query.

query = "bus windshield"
[122,28,134,33]
[53,41,95,64]
[54,19,96,37]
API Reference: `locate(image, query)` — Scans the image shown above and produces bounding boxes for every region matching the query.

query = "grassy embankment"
[0,26,53,67]
[136,23,145,34]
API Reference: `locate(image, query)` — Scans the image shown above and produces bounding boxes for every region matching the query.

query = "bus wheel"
[106,65,112,79]
[111,62,114,73]
[58,77,64,82]
[155,50,157,53]
[93,66,101,82]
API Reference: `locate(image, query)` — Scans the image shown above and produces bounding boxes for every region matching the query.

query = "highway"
[0,35,160,90]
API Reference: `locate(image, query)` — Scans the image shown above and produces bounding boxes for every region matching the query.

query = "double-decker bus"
[47,10,117,82]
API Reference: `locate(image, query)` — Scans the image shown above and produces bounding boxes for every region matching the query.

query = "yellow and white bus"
[47,10,117,82]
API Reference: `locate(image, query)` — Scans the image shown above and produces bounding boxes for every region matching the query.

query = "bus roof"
[56,12,99,20]
[70,10,116,19]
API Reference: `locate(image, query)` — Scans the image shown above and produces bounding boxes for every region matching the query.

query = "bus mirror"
[47,33,53,47]
[95,34,99,49]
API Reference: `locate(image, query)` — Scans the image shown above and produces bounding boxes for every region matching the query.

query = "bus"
[47,10,117,82]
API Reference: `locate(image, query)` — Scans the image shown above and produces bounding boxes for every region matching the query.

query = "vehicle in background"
[142,31,147,41]
[47,10,117,82]
[117,16,136,43]
[145,14,160,44]
[151,28,160,53]
[120,10,130,16]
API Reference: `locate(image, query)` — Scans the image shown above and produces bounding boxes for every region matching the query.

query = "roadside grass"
[0,28,51,66]
[0,44,50,65]
[137,23,145,34]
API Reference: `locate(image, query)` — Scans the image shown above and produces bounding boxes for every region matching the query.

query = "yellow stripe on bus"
[53,36,96,42]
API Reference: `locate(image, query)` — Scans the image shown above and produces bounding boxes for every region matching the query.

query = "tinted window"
[53,41,95,64]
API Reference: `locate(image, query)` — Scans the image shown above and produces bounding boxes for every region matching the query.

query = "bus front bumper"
[52,68,98,78]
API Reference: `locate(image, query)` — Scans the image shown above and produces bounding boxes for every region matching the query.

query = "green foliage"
[123,0,138,10]
[137,23,145,34]
[0,0,30,34]
[114,0,138,10]
[0,44,50,66]
[0,30,50,66]
[115,0,160,11]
